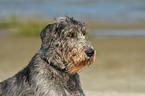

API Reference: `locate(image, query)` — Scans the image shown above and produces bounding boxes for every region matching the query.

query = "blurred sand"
[80,36,145,93]
[85,91,145,96]
[0,29,145,95]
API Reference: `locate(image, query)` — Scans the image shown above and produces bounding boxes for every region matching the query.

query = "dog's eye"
[68,33,75,38]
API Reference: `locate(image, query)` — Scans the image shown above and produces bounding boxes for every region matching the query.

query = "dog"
[0,16,95,96]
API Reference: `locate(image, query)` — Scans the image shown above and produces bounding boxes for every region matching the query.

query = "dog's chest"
[40,73,85,96]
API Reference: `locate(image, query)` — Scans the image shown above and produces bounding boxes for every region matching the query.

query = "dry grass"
[0,16,52,36]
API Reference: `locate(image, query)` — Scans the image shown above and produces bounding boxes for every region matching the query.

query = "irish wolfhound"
[0,16,95,96]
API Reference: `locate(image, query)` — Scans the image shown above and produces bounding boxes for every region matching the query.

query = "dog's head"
[40,16,95,74]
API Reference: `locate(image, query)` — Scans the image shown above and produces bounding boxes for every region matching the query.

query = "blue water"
[1,0,145,21]
[0,0,145,36]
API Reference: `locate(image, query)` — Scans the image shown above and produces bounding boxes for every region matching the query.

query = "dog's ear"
[40,23,67,71]
[40,23,57,49]
[40,23,66,49]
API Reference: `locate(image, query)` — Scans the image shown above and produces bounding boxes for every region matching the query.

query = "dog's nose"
[85,48,94,57]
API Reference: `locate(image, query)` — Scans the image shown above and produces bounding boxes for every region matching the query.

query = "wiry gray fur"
[0,16,95,96]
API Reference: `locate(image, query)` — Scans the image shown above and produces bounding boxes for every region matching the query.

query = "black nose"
[85,48,94,57]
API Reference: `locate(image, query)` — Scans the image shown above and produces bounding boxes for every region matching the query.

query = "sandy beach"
[0,29,145,96]
[85,91,145,96]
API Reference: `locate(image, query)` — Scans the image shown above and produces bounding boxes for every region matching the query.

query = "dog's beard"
[67,53,95,74]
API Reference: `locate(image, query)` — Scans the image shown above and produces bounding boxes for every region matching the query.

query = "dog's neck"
[39,46,67,73]
[40,53,67,72]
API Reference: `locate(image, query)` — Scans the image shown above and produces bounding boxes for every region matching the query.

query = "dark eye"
[68,33,75,38]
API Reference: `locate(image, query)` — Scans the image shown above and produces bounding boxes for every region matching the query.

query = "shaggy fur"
[0,16,95,96]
